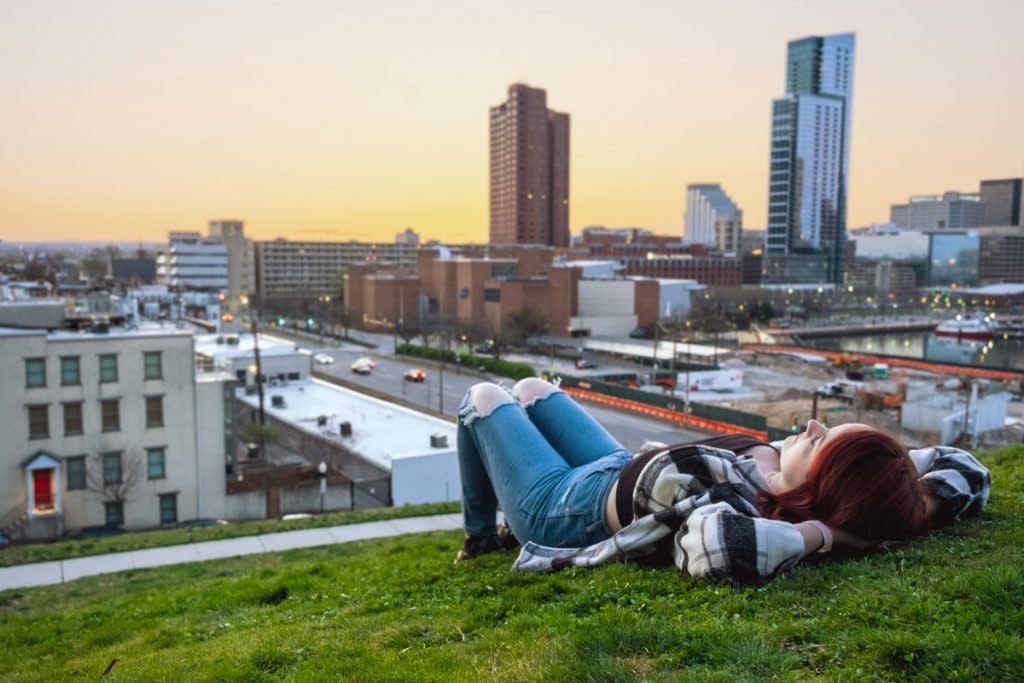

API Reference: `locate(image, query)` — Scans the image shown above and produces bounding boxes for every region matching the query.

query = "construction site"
[728,349,1024,448]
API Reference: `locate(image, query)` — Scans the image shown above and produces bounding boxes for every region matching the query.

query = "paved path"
[0,513,465,591]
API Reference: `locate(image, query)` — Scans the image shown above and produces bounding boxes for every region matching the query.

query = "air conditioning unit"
[340,421,352,437]
[316,415,327,426]
[430,433,448,448]
[244,385,258,396]
[271,395,285,408]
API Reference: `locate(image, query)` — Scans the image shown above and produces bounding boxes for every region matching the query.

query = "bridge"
[764,317,940,338]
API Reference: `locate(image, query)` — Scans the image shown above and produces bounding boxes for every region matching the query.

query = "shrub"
[396,344,535,381]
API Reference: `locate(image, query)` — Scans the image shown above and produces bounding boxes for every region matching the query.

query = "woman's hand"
[796,522,897,558]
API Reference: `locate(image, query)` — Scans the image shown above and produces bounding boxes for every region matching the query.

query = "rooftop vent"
[430,433,448,448]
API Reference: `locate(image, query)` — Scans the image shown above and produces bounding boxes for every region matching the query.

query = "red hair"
[759,427,930,540]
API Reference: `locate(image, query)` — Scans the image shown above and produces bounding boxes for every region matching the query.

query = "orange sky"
[2,0,1022,244]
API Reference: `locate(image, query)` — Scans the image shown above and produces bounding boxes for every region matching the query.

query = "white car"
[313,353,335,365]
[350,357,375,374]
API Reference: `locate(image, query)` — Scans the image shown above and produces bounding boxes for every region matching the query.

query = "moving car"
[313,353,335,365]
[576,358,597,369]
[403,368,427,382]
[350,357,375,374]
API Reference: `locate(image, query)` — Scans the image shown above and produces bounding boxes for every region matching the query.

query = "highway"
[280,335,708,451]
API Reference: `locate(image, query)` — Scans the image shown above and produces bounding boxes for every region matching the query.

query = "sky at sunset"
[2,0,1022,245]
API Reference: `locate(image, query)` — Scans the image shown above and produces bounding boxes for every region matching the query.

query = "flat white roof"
[584,336,726,360]
[235,378,456,471]
[194,332,301,359]
[0,322,193,340]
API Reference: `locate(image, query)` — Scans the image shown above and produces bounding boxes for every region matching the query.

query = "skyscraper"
[489,83,570,247]
[764,33,855,284]
[684,183,743,252]
[978,178,1022,227]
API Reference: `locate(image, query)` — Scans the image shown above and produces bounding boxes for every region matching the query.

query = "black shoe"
[497,521,520,550]
[455,534,504,562]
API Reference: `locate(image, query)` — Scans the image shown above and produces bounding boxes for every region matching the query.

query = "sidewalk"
[0,513,465,591]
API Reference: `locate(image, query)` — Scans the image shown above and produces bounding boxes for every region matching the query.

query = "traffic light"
[307,318,315,327]
[277,317,285,327]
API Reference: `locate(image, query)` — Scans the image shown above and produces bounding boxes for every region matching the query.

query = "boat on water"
[934,318,994,341]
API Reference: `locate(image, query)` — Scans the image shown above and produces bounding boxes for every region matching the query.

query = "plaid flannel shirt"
[511,443,990,583]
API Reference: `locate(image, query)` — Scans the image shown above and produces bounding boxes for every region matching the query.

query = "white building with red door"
[0,323,233,540]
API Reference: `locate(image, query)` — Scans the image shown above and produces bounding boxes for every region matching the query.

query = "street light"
[318,461,327,513]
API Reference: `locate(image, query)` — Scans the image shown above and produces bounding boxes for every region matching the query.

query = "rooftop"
[235,378,456,471]
[194,332,303,360]
[0,321,193,341]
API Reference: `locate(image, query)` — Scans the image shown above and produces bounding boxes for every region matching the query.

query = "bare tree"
[503,309,548,346]
[85,450,145,522]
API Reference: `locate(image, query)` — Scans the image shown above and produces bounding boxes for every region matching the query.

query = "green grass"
[2,447,1021,681]
[0,502,459,567]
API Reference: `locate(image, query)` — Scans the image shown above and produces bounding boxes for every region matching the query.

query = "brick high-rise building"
[489,83,570,247]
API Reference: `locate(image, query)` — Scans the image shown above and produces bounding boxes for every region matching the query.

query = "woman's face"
[777,421,872,492]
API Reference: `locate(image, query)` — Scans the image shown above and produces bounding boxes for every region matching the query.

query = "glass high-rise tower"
[764,33,855,284]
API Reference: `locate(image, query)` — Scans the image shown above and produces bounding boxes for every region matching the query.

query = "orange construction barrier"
[563,387,768,441]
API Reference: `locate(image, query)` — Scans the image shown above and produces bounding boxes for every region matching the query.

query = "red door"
[33,469,54,510]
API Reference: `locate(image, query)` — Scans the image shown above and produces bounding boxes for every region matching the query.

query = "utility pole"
[438,325,446,414]
[670,316,678,396]
[651,319,660,385]
[251,306,265,427]
[684,320,691,414]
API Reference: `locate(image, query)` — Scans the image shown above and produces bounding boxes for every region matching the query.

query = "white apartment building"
[0,325,233,540]
[156,231,229,291]
[684,184,743,252]
[890,192,985,231]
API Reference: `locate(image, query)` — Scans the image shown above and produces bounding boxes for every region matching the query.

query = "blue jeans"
[457,386,632,548]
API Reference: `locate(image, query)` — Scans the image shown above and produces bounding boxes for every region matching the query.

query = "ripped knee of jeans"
[513,377,559,408]
[468,382,514,417]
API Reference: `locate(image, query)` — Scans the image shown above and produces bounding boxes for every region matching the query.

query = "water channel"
[799,331,1024,372]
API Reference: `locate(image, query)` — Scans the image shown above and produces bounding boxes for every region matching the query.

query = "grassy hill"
[1,447,1021,681]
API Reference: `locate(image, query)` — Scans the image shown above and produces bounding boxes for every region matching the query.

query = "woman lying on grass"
[455,378,990,583]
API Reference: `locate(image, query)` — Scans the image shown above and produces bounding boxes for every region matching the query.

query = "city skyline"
[2,0,1023,244]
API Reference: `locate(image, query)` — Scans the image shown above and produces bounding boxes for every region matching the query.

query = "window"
[484,288,501,302]
[99,354,118,383]
[66,456,86,490]
[63,401,84,436]
[101,399,120,432]
[28,404,49,440]
[144,351,163,380]
[159,493,178,525]
[147,447,166,479]
[104,501,124,527]
[102,452,122,485]
[25,358,46,388]
[60,356,81,386]
[145,396,164,428]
